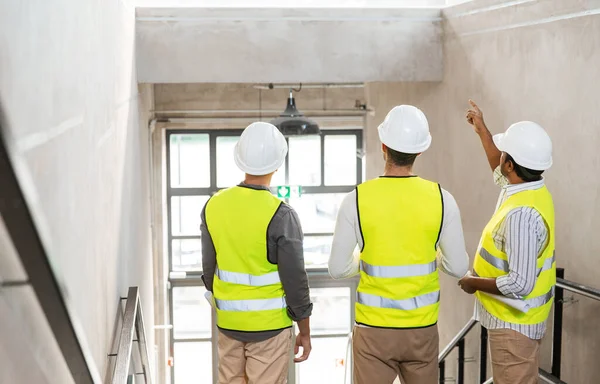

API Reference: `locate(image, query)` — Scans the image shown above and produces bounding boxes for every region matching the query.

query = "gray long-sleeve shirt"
[201,183,313,342]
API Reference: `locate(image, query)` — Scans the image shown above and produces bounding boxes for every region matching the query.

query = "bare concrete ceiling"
[131,0,449,7]
[136,7,443,83]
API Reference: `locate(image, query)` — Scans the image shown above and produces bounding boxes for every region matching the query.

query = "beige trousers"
[217,329,293,384]
[353,325,439,384]
[489,329,541,384]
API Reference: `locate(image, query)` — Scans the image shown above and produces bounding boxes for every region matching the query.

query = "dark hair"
[386,147,418,167]
[505,154,543,182]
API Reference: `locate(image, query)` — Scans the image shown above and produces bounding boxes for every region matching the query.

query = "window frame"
[165,129,363,275]
[165,127,363,384]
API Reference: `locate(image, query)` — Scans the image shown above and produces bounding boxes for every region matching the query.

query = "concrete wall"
[365,0,600,382]
[153,83,366,116]
[136,7,442,83]
[0,0,154,381]
[132,0,447,6]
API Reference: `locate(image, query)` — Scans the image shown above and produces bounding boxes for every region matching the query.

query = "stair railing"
[111,286,153,384]
[439,268,600,384]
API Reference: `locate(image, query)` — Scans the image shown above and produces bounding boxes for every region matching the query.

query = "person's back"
[206,186,291,332]
[356,176,442,329]
[201,122,312,384]
[328,105,469,384]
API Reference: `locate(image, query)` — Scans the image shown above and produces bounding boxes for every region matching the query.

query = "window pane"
[173,287,212,339]
[303,236,332,269]
[289,136,321,186]
[169,134,210,188]
[271,163,286,187]
[172,239,202,271]
[325,135,357,186]
[289,193,346,233]
[296,337,349,384]
[174,342,212,384]
[310,288,351,335]
[217,136,244,188]
[171,196,209,236]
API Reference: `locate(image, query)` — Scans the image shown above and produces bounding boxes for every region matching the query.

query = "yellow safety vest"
[356,177,443,328]
[205,186,293,332]
[474,186,555,325]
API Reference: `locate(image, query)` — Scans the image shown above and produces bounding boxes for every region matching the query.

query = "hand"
[458,274,477,294]
[465,100,487,135]
[294,333,312,363]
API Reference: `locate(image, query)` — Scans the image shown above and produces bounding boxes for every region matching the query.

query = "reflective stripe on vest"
[357,290,440,311]
[215,297,287,312]
[478,248,555,275]
[360,260,437,278]
[474,270,554,309]
[479,247,509,272]
[216,268,281,286]
[525,286,555,308]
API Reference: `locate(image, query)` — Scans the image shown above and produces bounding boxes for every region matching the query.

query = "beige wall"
[0,0,154,380]
[365,0,600,382]
[153,83,366,117]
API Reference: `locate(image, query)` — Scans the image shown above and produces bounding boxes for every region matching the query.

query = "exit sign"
[276,185,302,199]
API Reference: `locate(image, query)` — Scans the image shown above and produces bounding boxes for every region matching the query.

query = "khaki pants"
[489,329,541,384]
[353,325,439,384]
[217,329,293,384]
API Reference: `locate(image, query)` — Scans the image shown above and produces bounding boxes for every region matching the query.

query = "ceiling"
[131,0,450,7]
[136,6,443,83]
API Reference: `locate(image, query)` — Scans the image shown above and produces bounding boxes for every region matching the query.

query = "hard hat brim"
[493,133,505,152]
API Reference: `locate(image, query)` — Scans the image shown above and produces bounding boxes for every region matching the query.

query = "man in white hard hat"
[329,105,469,384]
[458,100,555,384]
[200,122,312,384]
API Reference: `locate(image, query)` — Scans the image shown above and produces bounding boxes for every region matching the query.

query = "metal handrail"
[483,369,566,384]
[539,369,568,384]
[556,278,600,301]
[439,268,600,384]
[438,317,478,362]
[111,287,153,384]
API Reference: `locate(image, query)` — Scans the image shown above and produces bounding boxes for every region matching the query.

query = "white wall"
[0,0,154,380]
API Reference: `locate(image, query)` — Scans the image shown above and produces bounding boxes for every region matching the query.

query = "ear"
[505,157,515,173]
[381,143,387,153]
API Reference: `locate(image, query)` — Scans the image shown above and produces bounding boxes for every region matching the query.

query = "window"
[169,134,210,188]
[172,287,213,383]
[165,127,362,384]
[166,129,362,273]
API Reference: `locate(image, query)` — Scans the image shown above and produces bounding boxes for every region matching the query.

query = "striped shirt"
[474,167,550,340]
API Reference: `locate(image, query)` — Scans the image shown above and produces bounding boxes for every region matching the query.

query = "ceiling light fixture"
[270,87,320,136]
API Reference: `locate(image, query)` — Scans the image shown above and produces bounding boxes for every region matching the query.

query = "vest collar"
[503,178,545,198]
[238,182,270,191]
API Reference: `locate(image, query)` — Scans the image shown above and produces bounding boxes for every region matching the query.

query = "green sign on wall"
[276,186,302,199]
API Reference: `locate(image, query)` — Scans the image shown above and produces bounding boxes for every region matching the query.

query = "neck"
[244,174,272,187]
[383,162,414,177]
[506,173,529,185]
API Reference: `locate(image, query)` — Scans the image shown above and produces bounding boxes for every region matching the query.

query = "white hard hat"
[493,121,553,171]
[234,122,288,175]
[378,105,432,154]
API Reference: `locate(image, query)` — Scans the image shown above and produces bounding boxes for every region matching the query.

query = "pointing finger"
[468,99,481,113]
